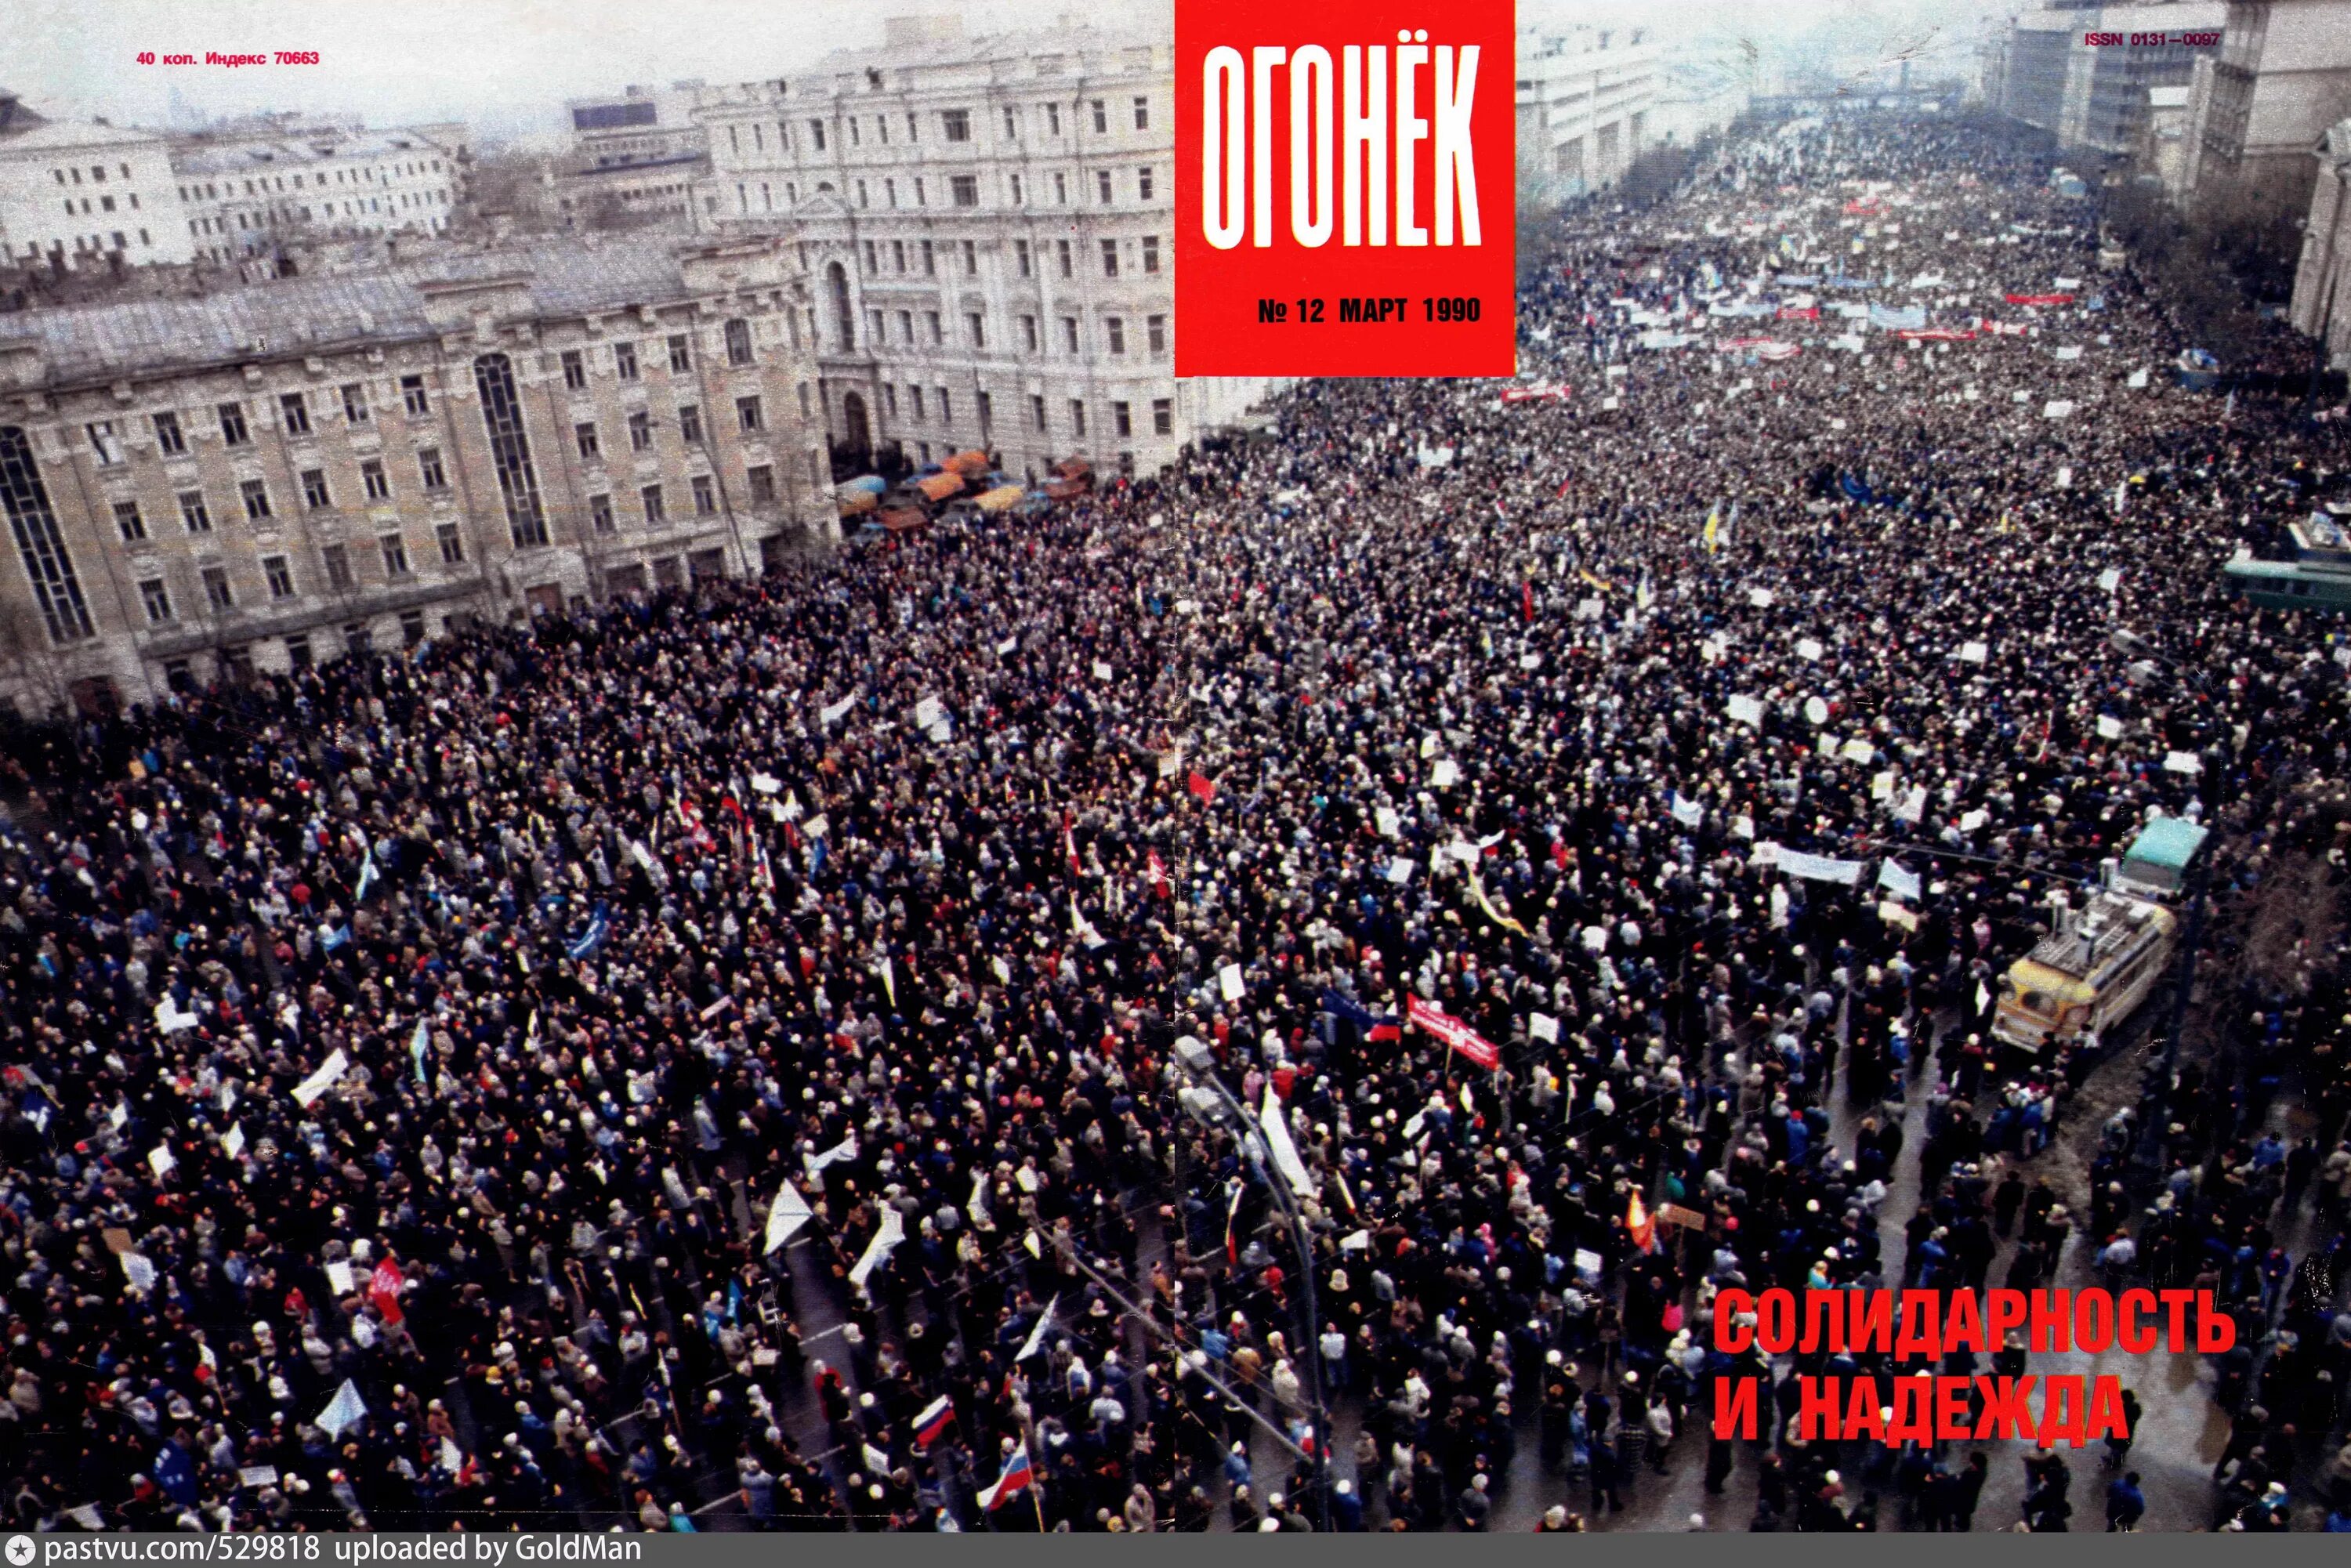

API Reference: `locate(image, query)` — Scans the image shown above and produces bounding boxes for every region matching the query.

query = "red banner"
[1175,0,1518,376]
[1777,305,1820,320]
[2003,293,2074,306]
[1896,328,1976,342]
[1405,996,1501,1069]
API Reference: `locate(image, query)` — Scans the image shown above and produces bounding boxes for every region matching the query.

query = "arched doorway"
[826,260,853,351]
[833,389,872,478]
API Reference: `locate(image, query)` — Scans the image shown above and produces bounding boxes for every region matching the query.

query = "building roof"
[0,118,166,155]
[172,129,458,177]
[0,238,730,386]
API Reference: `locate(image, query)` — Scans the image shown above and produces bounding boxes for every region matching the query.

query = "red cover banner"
[1175,0,1516,377]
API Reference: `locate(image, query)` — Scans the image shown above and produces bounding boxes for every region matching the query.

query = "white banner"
[1777,849,1867,886]
[291,1049,348,1110]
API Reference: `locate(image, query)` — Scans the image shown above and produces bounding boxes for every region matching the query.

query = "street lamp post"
[1171,1036,1335,1534]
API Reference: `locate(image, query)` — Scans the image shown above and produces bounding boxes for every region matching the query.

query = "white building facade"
[693,16,1267,482]
[2290,118,2351,368]
[172,126,465,264]
[0,92,194,273]
[1516,25,1662,202]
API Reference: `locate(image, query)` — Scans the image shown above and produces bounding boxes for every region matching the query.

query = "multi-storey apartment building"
[172,121,469,265]
[693,15,1267,481]
[2179,0,2351,211]
[1994,2,2227,154]
[2290,117,2351,366]
[0,236,831,714]
[1516,24,1663,201]
[554,84,711,230]
[0,89,194,273]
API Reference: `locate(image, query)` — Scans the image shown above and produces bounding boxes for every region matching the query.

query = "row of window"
[860,302,1165,359]
[870,384,1171,441]
[129,450,800,628]
[573,393,770,461]
[853,233,1160,284]
[58,190,143,217]
[136,523,469,624]
[557,320,759,390]
[728,94,1149,165]
[33,228,157,259]
[735,163,1159,218]
[50,161,137,186]
[174,158,444,205]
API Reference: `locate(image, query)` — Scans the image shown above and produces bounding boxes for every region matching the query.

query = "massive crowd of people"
[1,112,2349,1535]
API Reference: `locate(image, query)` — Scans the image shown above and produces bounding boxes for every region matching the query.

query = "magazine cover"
[0,0,2346,1541]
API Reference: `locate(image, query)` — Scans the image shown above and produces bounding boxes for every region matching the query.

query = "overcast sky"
[11,0,2009,146]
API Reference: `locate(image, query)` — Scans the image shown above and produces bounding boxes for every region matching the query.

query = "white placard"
[1529,1012,1559,1043]
[2044,400,2075,420]
[749,772,782,795]
[2164,750,2204,775]
[2096,715,2125,740]
[1218,963,1244,1001]
[1958,641,1989,664]
[911,696,943,730]
[1092,661,1114,682]
[997,636,1019,656]
[1726,694,1766,730]
[1840,738,1876,765]
[1375,806,1401,838]
[1387,857,1416,885]
[2098,567,2122,593]
[1796,637,1824,662]
[1748,588,1776,608]
[1804,696,1830,727]
[325,1260,356,1295]
[1430,759,1461,788]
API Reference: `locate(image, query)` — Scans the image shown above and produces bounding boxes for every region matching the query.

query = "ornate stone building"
[692,14,1272,482]
[0,235,831,715]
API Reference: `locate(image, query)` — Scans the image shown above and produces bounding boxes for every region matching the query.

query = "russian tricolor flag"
[912,1396,954,1450]
[978,1446,1034,1512]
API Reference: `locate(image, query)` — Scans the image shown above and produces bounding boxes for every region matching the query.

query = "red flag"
[1146,849,1170,898]
[1522,581,1534,623]
[1404,996,1502,1070]
[1553,476,1575,499]
[370,1259,405,1324]
[1187,771,1217,806]
[1626,1190,1656,1253]
[2002,292,2074,306]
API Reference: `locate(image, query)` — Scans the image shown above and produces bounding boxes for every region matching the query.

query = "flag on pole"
[353,846,376,901]
[977,1446,1035,1512]
[1259,1087,1316,1198]
[567,902,608,961]
[913,1396,955,1450]
[847,1207,906,1290]
[1626,1190,1656,1253]
[316,1379,368,1439]
[1703,506,1721,552]
[764,1180,813,1253]
[1147,849,1171,898]
[1016,1296,1058,1363]
[411,1019,431,1088]
[1521,581,1534,623]
[1320,989,1400,1042]
[1224,1181,1246,1265]
[1187,771,1218,806]
[1064,812,1083,877]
